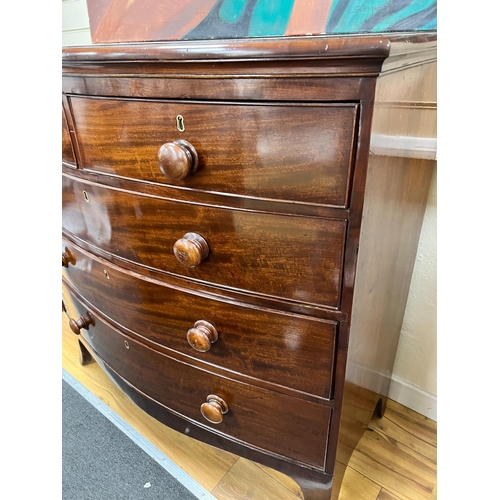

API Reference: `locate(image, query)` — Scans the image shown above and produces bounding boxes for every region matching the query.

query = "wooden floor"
[62,314,437,500]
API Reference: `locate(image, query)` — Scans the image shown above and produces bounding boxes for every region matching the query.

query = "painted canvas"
[87,0,437,44]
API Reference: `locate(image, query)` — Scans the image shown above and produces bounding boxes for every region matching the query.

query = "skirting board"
[388,374,437,422]
[347,362,437,422]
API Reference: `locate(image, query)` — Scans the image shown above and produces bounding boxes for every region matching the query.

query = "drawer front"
[63,240,337,398]
[70,96,358,207]
[63,286,331,468]
[62,176,346,308]
[62,107,76,165]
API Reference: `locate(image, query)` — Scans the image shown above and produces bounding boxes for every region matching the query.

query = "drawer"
[69,96,358,207]
[63,285,332,469]
[62,175,347,308]
[62,107,76,165]
[63,240,338,398]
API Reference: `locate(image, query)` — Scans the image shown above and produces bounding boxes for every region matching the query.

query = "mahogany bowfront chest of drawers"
[62,34,436,500]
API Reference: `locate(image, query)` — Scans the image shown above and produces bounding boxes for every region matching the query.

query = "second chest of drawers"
[62,33,436,500]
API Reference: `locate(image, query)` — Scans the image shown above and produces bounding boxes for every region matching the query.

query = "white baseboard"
[389,375,437,421]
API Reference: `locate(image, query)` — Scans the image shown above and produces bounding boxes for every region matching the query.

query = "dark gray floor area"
[62,379,199,500]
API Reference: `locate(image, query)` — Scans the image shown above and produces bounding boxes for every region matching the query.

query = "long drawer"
[63,285,332,469]
[69,96,358,207]
[62,175,347,308]
[62,240,337,398]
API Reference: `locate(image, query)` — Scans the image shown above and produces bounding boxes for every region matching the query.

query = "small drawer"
[62,176,347,308]
[62,107,76,165]
[69,96,358,208]
[63,285,331,469]
[62,241,338,398]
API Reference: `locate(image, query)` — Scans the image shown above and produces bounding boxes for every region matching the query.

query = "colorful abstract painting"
[87,0,437,44]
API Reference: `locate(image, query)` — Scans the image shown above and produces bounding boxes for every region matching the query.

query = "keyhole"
[83,190,90,202]
[176,115,185,132]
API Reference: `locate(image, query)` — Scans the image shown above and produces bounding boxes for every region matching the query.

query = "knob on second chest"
[187,320,218,352]
[158,140,198,181]
[200,395,228,424]
[173,232,209,268]
[69,312,94,335]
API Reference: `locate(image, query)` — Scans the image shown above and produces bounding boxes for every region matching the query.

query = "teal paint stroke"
[219,0,248,22]
[334,0,391,32]
[325,0,437,33]
[420,17,437,30]
[248,0,295,36]
[184,0,436,40]
[374,0,435,30]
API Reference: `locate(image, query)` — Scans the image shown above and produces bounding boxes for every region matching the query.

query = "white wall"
[61,2,437,420]
[390,167,437,420]
[62,0,91,46]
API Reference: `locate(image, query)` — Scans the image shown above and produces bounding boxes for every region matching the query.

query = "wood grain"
[369,406,437,463]
[64,287,332,468]
[349,427,436,500]
[255,463,306,499]
[62,33,437,500]
[62,75,368,104]
[340,466,382,500]
[212,459,300,500]
[344,154,434,393]
[62,34,390,65]
[62,106,76,165]
[377,490,403,500]
[62,311,437,500]
[62,240,338,399]
[62,175,347,308]
[69,96,358,208]
[384,399,437,449]
[61,313,238,491]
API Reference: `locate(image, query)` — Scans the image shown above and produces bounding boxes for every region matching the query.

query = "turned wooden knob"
[187,320,218,352]
[200,395,228,424]
[62,247,75,268]
[69,313,93,335]
[173,233,209,268]
[158,140,198,181]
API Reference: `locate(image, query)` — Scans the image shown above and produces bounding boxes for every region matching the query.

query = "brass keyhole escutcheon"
[83,190,90,202]
[176,114,185,132]
[124,340,129,349]
[104,270,110,279]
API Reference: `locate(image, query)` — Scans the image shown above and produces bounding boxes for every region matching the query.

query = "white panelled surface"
[62,0,91,46]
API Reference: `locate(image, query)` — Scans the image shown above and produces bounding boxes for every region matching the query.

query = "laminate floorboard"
[62,313,437,499]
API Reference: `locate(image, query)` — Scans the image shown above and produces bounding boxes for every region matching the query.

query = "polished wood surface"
[62,33,437,500]
[62,313,437,500]
[62,175,347,308]
[64,286,332,469]
[62,240,338,398]
[61,246,75,268]
[68,312,94,335]
[69,96,358,207]
[173,232,210,268]
[187,320,219,352]
[62,107,76,165]
[200,395,229,424]
[326,44,436,499]
[158,139,199,181]
[62,33,436,65]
